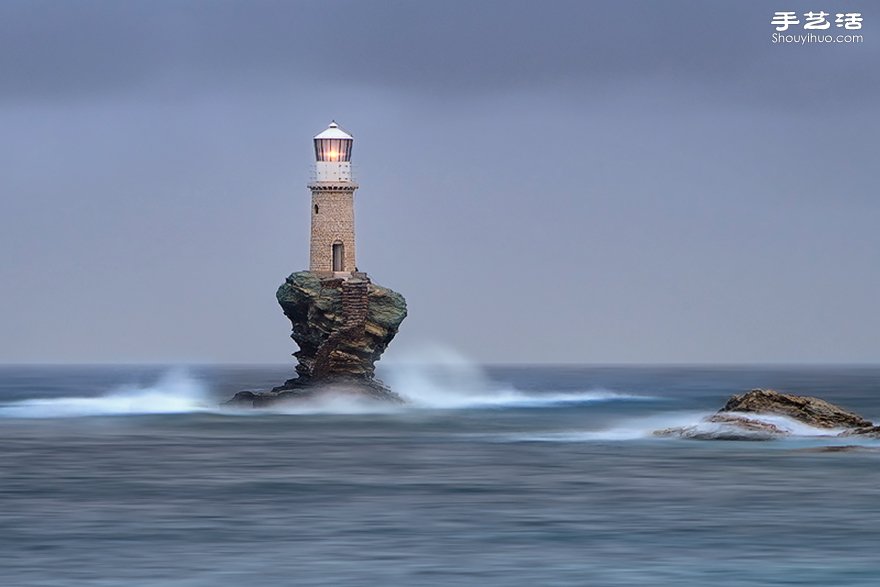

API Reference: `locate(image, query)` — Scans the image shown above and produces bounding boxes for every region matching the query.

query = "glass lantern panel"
[315,138,353,162]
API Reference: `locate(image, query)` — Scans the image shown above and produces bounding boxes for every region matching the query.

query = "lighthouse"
[225,120,408,406]
[308,121,358,276]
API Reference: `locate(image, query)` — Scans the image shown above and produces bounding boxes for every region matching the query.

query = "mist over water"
[2,363,880,586]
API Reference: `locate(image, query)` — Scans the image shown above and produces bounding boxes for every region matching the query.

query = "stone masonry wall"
[309,188,357,273]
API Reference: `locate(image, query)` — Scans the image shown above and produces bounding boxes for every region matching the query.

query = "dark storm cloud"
[2,0,876,105]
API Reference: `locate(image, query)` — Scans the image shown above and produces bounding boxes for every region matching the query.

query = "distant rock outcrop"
[720,389,874,429]
[228,271,407,406]
[655,389,880,440]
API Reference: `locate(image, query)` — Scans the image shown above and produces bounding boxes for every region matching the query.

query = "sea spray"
[381,344,656,409]
[0,369,209,418]
[0,355,655,418]
[381,343,502,408]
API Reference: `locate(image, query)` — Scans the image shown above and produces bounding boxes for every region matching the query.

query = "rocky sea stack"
[655,389,880,441]
[228,271,407,407]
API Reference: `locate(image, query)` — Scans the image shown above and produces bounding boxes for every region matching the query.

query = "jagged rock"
[228,271,407,407]
[655,389,880,441]
[276,271,406,380]
[719,389,872,429]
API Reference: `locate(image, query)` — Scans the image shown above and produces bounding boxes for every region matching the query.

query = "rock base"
[227,376,404,408]
[655,413,792,441]
[226,270,407,408]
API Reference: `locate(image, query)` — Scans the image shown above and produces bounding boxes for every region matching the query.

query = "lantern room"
[314,121,353,162]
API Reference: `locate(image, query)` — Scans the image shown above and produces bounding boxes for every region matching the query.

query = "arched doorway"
[332,242,344,272]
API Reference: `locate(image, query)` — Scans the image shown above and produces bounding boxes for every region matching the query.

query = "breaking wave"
[0,347,657,418]
[383,345,656,409]
[0,370,211,418]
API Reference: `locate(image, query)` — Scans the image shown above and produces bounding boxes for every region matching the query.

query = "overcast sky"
[1,0,878,364]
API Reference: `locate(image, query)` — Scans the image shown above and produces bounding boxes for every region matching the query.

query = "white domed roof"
[314,121,353,140]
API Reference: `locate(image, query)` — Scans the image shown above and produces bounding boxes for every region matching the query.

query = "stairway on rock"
[341,279,370,326]
[311,278,371,377]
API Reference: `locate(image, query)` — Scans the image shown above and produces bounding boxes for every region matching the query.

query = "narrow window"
[332,242,344,272]
[314,204,319,214]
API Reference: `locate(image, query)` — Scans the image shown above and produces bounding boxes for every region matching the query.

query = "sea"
[2,362,880,586]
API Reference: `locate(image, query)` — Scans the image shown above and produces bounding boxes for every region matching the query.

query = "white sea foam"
[717,411,846,437]
[0,369,211,418]
[382,344,655,410]
[0,346,655,418]
[510,411,715,442]
[507,410,853,443]
[404,387,652,410]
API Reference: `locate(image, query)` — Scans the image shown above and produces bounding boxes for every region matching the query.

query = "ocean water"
[2,363,880,586]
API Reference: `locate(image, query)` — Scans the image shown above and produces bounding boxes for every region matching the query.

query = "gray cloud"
[2,1,876,107]
[1,1,878,364]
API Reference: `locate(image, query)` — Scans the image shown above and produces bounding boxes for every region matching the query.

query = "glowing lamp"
[314,121,353,162]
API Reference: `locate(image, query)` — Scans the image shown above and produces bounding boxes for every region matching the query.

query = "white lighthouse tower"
[308,121,358,276]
